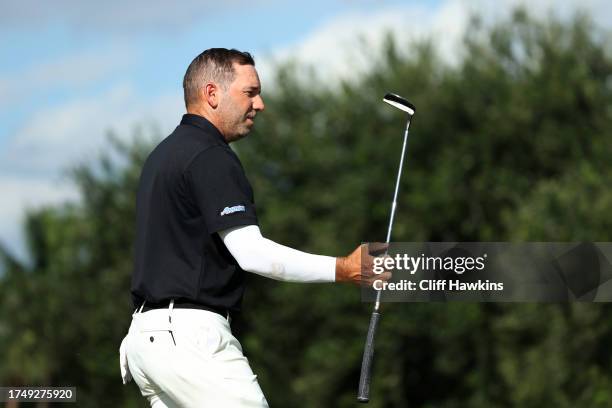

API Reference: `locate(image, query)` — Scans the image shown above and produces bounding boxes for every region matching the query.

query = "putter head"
[383,93,415,116]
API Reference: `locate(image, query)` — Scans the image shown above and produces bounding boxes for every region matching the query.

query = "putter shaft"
[374,114,412,311]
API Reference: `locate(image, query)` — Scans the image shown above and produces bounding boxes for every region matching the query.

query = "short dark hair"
[182,48,255,108]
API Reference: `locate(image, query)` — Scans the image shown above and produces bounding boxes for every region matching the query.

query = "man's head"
[183,48,265,142]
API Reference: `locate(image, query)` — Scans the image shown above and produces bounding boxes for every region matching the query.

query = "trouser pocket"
[140,329,177,346]
[177,324,222,359]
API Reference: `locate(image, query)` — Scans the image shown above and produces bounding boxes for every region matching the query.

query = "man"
[119,48,389,407]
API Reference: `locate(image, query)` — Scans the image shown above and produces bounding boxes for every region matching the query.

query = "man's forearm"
[220,225,336,282]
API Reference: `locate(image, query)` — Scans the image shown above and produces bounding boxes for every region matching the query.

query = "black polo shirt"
[131,113,258,312]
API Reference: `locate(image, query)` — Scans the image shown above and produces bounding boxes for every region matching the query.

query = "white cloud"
[0,175,79,262]
[259,0,612,86]
[258,1,471,86]
[0,46,135,109]
[0,83,183,259]
[261,6,418,84]
[0,0,262,33]
[1,83,182,174]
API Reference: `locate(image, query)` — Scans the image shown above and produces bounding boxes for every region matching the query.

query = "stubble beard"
[218,100,252,142]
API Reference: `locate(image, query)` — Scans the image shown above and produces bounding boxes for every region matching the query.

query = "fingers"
[337,244,394,287]
[361,271,392,288]
[367,242,389,257]
[361,250,392,275]
[361,250,393,287]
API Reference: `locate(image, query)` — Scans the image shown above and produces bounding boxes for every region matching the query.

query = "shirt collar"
[180,113,228,145]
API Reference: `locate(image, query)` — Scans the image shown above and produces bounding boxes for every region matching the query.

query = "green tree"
[0,132,157,407]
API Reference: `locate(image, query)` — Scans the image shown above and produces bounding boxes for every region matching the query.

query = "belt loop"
[135,300,146,315]
[168,299,174,324]
[168,299,177,346]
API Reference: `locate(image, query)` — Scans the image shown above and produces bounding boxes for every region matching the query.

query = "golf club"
[357,92,416,403]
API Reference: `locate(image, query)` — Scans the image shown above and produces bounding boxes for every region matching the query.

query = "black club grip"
[357,311,381,403]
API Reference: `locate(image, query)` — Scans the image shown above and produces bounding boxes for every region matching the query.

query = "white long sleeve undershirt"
[218,225,336,282]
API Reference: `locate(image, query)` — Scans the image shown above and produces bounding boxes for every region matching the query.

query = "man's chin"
[243,121,255,133]
[229,126,252,142]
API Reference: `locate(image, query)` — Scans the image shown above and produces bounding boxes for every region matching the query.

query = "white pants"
[126,306,269,407]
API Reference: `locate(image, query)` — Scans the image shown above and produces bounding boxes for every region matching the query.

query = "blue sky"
[1,0,610,261]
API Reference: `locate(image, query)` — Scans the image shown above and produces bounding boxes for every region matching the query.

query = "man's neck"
[186,107,227,141]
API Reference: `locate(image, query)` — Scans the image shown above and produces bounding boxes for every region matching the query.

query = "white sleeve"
[218,225,336,282]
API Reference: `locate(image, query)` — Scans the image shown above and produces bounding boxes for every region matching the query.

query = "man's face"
[217,63,265,142]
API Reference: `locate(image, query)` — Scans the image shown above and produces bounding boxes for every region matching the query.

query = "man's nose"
[253,95,265,112]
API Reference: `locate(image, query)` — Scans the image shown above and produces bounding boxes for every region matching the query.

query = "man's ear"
[203,83,219,109]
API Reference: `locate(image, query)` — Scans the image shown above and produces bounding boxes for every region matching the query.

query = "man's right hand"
[335,244,392,286]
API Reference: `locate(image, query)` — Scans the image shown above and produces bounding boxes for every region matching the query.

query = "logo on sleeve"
[220,205,246,216]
